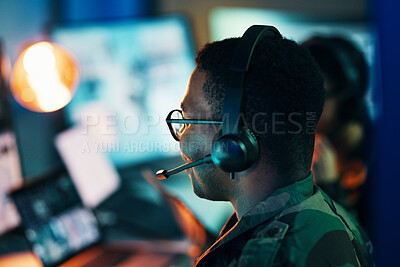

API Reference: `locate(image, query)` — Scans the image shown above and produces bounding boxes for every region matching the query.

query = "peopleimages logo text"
[80,111,318,136]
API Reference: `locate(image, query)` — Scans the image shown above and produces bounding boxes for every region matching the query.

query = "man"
[165,27,374,266]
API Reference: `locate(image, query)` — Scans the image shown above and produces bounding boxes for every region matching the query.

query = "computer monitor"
[209,7,378,120]
[11,170,101,267]
[51,15,196,167]
[0,41,23,235]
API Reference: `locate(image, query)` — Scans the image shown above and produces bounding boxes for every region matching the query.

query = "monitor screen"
[0,42,23,235]
[11,171,101,267]
[51,15,195,166]
[209,7,379,120]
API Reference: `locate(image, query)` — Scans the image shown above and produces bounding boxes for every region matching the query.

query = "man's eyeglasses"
[166,109,222,141]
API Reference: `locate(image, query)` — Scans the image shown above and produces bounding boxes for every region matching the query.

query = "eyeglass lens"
[170,110,185,140]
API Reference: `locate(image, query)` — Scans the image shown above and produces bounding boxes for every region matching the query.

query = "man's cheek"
[180,133,199,159]
[180,134,209,160]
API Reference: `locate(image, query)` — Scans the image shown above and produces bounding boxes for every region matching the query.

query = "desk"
[0,240,196,267]
[0,156,218,266]
[0,252,42,267]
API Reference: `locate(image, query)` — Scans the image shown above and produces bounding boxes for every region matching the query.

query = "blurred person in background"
[302,36,372,217]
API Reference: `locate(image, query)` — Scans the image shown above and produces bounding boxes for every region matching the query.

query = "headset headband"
[222,25,281,135]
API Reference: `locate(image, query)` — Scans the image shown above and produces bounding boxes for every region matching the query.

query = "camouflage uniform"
[194,173,374,266]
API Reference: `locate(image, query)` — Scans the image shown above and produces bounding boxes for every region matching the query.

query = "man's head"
[179,32,325,200]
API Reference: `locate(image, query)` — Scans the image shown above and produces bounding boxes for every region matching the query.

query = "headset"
[211,25,280,175]
[156,25,282,180]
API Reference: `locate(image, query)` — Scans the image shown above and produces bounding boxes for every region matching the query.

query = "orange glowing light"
[10,42,79,113]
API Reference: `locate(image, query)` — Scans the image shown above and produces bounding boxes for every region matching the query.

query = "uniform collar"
[196,172,315,265]
[242,171,314,221]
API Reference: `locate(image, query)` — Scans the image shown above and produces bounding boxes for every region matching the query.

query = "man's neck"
[230,170,282,220]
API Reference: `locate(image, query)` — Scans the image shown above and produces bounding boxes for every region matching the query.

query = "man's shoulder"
[239,188,373,266]
[237,194,339,252]
[277,187,356,232]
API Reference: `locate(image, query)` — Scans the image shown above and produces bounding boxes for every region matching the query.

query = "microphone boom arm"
[156,155,213,180]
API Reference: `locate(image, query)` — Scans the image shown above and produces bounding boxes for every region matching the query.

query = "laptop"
[10,169,182,267]
[54,125,121,209]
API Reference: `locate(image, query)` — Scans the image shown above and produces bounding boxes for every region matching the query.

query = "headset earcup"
[211,127,259,172]
[240,127,259,168]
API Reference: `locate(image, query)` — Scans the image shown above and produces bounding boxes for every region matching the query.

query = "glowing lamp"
[10,42,79,113]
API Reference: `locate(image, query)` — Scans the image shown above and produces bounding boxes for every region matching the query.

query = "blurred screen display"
[12,173,101,266]
[209,7,379,120]
[0,43,23,235]
[51,15,195,167]
[0,131,22,234]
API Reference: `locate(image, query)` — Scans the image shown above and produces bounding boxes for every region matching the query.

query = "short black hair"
[195,34,325,177]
